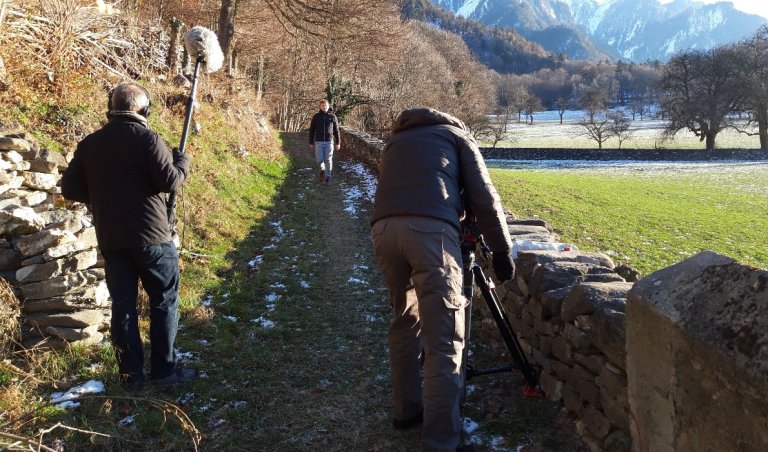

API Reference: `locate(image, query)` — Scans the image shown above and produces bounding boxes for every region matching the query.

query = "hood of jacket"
[391,108,467,134]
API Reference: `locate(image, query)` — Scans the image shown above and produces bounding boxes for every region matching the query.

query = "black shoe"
[393,410,423,430]
[323,176,331,186]
[456,446,476,452]
[152,367,197,386]
[318,169,325,182]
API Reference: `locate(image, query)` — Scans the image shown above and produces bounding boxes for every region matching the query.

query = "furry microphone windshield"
[182,26,224,73]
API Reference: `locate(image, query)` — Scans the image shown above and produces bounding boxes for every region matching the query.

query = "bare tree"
[608,110,632,148]
[659,46,745,150]
[734,25,768,150]
[577,111,614,149]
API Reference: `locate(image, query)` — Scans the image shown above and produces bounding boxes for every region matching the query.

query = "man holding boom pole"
[61,83,194,391]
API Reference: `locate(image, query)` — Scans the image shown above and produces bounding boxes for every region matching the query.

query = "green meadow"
[489,162,768,276]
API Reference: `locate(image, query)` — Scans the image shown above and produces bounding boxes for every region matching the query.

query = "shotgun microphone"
[169,26,224,252]
[182,26,224,73]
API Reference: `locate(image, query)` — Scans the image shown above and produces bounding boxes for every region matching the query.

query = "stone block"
[550,359,571,380]
[563,323,591,349]
[0,175,24,196]
[16,249,96,284]
[596,365,627,401]
[0,206,46,236]
[22,281,109,312]
[575,307,626,369]
[561,281,632,323]
[20,268,104,300]
[601,389,630,433]
[45,324,100,341]
[583,405,612,439]
[0,137,31,152]
[562,383,583,414]
[627,251,768,452]
[22,171,57,191]
[552,336,573,363]
[42,239,89,261]
[0,247,22,271]
[540,286,572,319]
[575,351,605,376]
[529,262,619,298]
[533,317,557,336]
[25,308,104,328]
[39,209,86,231]
[569,364,602,409]
[14,228,75,257]
[539,370,563,401]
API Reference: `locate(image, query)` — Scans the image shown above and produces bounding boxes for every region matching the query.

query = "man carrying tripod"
[371,107,515,451]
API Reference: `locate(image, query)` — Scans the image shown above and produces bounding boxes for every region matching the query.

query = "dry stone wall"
[1,131,109,350]
[343,124,768,451]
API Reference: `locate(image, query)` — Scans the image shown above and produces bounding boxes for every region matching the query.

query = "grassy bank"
[490,164,768,276]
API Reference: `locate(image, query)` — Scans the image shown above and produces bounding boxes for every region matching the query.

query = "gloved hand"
[172,146,182,158]
[492,251,515,282]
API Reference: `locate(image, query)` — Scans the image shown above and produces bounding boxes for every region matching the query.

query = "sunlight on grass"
[490,164,768,276]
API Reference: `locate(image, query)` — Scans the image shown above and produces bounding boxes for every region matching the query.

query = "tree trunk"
[255,51,265,104]
[166,17,184,74]
[218,0,236,73]
[756,108,768,150]
[705,132,716,151]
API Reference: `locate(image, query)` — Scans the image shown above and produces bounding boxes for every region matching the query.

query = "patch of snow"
[300,280,310,289]
[348,277,368,285]
[51,380,105,409]
[223,315,238,322]
[251,316,276,328]
[248,255,263,268]
[118,414,136,426]
[265,292,280,302]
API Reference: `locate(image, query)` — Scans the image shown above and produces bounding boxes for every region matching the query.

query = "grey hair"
[110,83,150,112]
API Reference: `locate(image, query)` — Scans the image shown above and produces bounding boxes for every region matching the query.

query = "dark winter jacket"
[309,110,341,144]
[371,107,511,254]
[61,115,190,251]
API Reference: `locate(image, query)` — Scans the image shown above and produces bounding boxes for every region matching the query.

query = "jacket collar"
[107,110,148,128]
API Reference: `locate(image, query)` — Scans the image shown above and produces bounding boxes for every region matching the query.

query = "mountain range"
[429,0,768,61]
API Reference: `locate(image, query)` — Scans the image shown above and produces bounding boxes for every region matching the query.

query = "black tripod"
[460,219,542,398]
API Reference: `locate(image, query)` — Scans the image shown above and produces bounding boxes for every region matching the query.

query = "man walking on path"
[308,99,340,185]
[61,82,195,391]
[371,108,515,451]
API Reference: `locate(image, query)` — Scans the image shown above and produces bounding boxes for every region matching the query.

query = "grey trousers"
[372,216,467,451]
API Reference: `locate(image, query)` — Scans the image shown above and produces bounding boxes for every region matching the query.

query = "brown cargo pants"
[372,216,467,451]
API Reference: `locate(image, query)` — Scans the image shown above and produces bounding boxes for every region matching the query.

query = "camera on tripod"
[460,215,543,398]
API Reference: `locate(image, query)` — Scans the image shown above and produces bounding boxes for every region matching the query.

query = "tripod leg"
[460,254,474,403]
[472,266,541,395]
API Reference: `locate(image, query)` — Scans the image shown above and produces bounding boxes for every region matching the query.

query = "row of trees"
[660,26,768,150]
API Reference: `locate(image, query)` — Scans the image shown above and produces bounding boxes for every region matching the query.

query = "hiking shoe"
[323,176,331,186]
[318,169,325,182]
[152,367,197,386]
[393,410,423,430]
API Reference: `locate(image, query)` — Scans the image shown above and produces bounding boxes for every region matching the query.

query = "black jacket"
[308,110,340,144]
[61,116,190,251]
[371,108,511,254]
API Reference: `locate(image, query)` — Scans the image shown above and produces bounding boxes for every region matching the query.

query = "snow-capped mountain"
[429,0,767,61]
